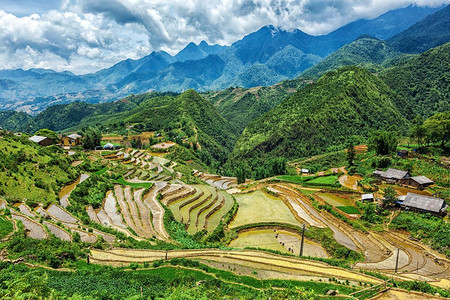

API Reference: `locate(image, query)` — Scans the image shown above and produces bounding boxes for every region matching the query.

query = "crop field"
[307,175,339,186]
[90,248,382,284]
[316,193,353,206]
[277,175,305,184]
[0,216,13,238]
[229,229,288,253]
[337,206,361,214]
[229,228,329,258]
[164,184,234,233]
[229,190,303,228]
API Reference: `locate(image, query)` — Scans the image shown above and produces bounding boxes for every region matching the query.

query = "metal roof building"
[402,193,447,214]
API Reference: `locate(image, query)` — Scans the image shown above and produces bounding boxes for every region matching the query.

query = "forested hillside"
[203,78,304,131]
[389,5,450,53]
[230,67,410,167]
[380,42,450,118]
[300,37,401,78]
[0,134,79,204]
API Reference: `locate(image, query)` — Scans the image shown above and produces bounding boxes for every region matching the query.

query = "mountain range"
[0,4,446,114]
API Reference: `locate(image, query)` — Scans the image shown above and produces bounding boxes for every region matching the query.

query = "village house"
[29,135,54,146]
[372,168,411,183]
[60,133,83,148]
[400,176,434,190]
[361,193,374,202]
[398,193,448,215]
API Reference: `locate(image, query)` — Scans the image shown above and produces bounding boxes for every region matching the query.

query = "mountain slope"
[175,41,228,62]
[326,5,445,43]
[301,37,402,78]
[0,111,35,132]
[0,5,442,113]
[380,42,450,118]
[203,78,304,131]
[388,5,450,53]
[230,67,409,164]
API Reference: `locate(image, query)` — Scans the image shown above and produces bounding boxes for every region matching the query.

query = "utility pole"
[394,248,400,273]
[165,250,168,260]
[299,224,306,257]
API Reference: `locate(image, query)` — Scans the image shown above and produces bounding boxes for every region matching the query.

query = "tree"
[347,140,356,167]
[82,127,101,150]
[34,129,58,141]
[235,162,250,184]
[423,112,450,148]
[382,186,397,207]
[369,130,398,155]
[409,116,426,148]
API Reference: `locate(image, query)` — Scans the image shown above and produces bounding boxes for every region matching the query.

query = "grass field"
[95,167,109,176]
[277,175,305,184]
[307,175,339,186]
[0,216,13,238]
[115,177,153,189]
[229,190,303,228]
[337,206,361,215]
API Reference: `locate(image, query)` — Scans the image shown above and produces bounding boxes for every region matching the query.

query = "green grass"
[298,189,317,196]
[277,175,305,184]
[115,177,153,189]
[94,167,108,176]
[0,216,13,238]
[336,206,361,215]
[307,175,339,186]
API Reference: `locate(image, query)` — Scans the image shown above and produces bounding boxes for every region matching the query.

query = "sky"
[0,0,448,74]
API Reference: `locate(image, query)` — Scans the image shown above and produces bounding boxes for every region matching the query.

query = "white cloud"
[0,0,448,74]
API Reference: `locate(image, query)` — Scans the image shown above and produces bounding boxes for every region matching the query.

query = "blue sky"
[0,0,448,74]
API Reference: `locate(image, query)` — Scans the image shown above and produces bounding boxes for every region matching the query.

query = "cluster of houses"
[362,168,448,215]
[28,133,117,150]
[28,133,83,148]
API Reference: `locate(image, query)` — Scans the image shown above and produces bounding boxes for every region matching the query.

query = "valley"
[0,3,449,299]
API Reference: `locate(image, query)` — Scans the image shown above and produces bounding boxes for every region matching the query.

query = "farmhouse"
[372,168,411,183]
[29,135,53,146]
[103,143,114,150]
[400,193,447,215]
[301,169,310,174]
[60,133,82,148]
[400,176,434,190]
[361,194,374,202]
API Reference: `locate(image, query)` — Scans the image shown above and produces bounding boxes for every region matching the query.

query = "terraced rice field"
[59,174,89,207]
[165,184,235,233]
[229,190,302,228]
[90,248,382,285]
[316,193,353,207]
[11,212,48,240]
[229,228,328,258]
[193,170,238,190]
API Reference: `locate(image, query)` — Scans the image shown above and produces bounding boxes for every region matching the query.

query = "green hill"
[300,37,401,79]
[230,67,409,165]
[0,134,79,204]
[388,5,450,54]
[380,42,450,118]
[203,78,305,131]
[0,111,34,132]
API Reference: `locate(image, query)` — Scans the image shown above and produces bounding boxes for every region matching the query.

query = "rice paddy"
[229,190,303,228]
